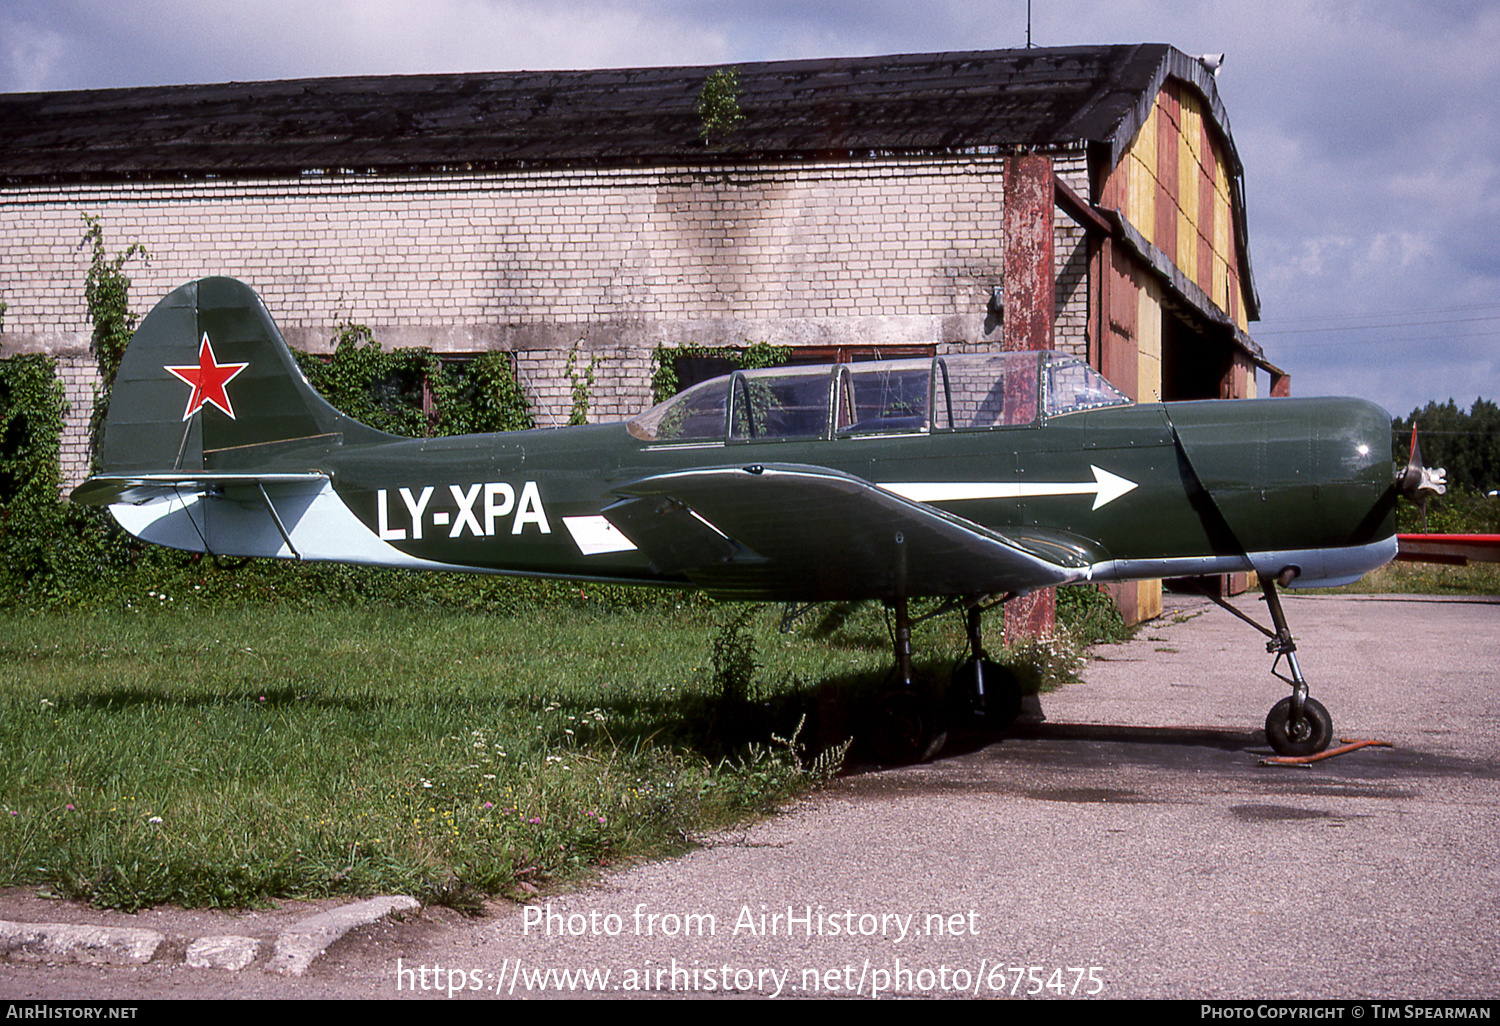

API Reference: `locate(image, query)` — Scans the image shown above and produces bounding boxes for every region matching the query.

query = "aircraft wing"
[603,463,1100,601]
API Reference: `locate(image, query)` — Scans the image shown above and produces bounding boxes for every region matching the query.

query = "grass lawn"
[0,594,1003,911]
[1305,558,1500,597]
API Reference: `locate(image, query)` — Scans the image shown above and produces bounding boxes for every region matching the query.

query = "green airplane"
[72,278,1437,762]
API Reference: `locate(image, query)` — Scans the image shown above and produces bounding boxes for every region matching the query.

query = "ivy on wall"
[564,341,597,426]
[650,340,791,403]
[0,355,67,594]
[79,213,150,458]
[294,323,535,438]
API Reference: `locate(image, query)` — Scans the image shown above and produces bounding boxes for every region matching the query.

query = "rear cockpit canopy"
[627,351,1130,443]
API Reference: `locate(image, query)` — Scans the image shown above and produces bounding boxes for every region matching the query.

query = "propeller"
[1397,429,1447,532]
[1398,430,1447,501]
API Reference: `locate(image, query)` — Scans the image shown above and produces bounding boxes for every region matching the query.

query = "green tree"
[696,67,746,146]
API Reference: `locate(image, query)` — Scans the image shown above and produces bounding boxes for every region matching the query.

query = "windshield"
[626,376,729,442]
[1043,353,1132,418]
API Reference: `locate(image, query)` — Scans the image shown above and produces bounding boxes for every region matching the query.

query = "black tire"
[950,657,1023,729]
[867,689,943,765]
[1265,696,1334,756]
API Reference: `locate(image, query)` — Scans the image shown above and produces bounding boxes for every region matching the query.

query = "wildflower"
[65,804,74,811]
[148,816,163,824]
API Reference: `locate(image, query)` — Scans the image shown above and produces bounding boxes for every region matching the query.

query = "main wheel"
[867,689,944,765]
[1265,696,1333,757]
[950,658,1023,729]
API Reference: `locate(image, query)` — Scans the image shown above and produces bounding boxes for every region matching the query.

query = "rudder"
[99,277,382,474]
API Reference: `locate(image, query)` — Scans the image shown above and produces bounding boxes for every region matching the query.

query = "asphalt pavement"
[2,592,1497,1001]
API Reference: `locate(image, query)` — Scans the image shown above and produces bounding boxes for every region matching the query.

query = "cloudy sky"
[4,0,1497,418]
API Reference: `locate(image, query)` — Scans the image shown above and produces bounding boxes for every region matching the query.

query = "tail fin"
[71,279,453,568]
[97,276,384,476]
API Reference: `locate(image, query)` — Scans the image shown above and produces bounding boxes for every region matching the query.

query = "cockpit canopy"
[627,350,1131,443]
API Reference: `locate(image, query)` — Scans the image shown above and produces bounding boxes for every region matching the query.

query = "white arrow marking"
[882,465,1139,511]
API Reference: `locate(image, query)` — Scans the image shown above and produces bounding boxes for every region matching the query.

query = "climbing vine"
[565,341,597,426]
[79,214,150,454]
[0,355,66,595]
[442,350,535,435]
[294,322,534,438]
[650,340,791,403]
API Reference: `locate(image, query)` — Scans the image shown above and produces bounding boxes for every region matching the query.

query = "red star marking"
[164,334,249,421]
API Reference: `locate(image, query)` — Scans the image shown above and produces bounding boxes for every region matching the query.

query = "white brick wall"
[1,152,1093,481]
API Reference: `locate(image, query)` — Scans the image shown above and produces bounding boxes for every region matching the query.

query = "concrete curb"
[0,895,420,975]
[0,920,163,965]
[268,896,421,976]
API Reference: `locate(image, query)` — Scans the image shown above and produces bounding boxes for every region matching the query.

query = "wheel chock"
[1258,738,1393,767]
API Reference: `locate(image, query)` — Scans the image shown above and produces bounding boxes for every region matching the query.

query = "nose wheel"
[1257,579,1336,756]
[1265,695,1334,757]
[1197,575,1336,756]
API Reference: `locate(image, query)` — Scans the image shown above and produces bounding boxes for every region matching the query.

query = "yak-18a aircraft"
[72,278,1443,762]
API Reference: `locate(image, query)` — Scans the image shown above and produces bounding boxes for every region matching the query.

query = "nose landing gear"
[1199,574,1336,757]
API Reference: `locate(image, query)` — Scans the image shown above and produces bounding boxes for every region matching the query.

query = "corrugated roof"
[0,44,1230,182]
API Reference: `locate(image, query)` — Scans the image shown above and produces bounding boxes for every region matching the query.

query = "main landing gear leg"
[949,602,1023,730]
[1202,575,1333,756]
[868,596,947,765]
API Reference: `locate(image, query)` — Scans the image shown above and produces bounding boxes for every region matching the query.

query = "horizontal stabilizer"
[71,472,328,508]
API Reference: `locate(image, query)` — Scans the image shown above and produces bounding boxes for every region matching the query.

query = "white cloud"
[0,0,748,89]
[2,18,65,91]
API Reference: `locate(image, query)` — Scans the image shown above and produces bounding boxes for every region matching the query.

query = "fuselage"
[291,387,1397,595]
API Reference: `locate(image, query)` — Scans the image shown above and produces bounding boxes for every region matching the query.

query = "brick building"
[0,44,1277,623]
